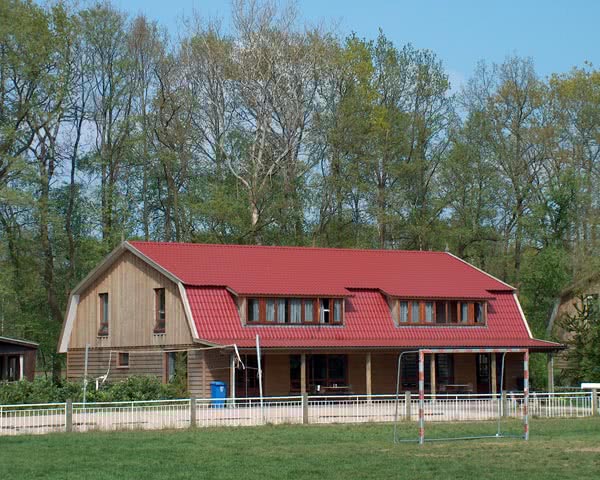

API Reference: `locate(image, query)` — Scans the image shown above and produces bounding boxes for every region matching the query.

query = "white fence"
[0,391,597,436]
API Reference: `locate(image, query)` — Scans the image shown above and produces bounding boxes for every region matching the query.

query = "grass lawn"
[1,418,599,479]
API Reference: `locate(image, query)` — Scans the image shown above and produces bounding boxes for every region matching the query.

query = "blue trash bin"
[210,381,227,408]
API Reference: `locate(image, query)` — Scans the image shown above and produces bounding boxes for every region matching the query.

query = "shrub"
[0,375,182,405]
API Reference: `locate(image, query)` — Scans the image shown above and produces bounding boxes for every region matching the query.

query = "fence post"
[190,397,197,427]
[302,393,309,424]
[501,391,507,417]
[65,399,73,433]
[405,391,412,420]
[592,389,598,417]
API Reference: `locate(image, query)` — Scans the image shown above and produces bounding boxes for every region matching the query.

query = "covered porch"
[0,336,38,382]
[228,348,558,398]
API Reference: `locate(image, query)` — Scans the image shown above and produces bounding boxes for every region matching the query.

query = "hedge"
[0,376,182,405]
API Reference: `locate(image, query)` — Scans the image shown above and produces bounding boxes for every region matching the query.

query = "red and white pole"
[523,349,529,441]
[418,350,425,445]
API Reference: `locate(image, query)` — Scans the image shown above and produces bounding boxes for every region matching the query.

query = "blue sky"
[114,0,599,90]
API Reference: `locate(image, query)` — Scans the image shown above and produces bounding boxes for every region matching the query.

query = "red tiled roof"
[130,241,511,298]
[128,242,558,350]
[186,287,559,350]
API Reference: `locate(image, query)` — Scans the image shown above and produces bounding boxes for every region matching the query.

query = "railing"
[0,403,67,436]
[0,391,597,436]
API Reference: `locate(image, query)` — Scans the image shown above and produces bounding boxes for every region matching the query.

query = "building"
[0,336,38,381]
[58,241,562,398]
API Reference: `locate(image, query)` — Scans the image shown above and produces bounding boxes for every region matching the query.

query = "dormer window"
[248,299,260,322]
[392,299,487,326]
[320,299,331,324]
[244,297,343,325]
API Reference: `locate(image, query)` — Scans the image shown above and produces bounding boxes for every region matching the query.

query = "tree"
[559,295,600,384]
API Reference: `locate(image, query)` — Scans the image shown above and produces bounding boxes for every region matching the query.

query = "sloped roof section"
[129,241,513,298]
[186,287,560,350]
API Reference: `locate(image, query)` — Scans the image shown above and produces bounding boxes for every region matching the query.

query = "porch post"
[366,352,372,399]
[430,353,436,400]
[230,353,236,404]
[547,353,555,393]
[300,353,307,395]
[491,354,497,396]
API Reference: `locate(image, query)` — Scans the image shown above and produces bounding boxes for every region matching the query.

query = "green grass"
[1,418,599,479]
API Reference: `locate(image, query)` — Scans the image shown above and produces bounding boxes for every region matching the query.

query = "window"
[98,293,109,336]
[320,299,331,324]
[425,302,434,323]
[400,301,408,323]
[165,351,187,384]
[436,302,447,324]
[411,301,420,323]
[247,299,260,322]
[243,297,343,325]
[154,288,166,333]
[307,354,348,392]
[117,352,129,368]
[395,300,486,326]
[304,299,314,322]
[290,299,302,324]
[461,302,469,323]
[333,299,342,323]
[277,298,287,323]
[266,299,276,322]
[448,301,459,323]
[475,302,484,323]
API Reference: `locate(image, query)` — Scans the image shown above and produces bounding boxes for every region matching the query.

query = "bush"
[0,376,182,405]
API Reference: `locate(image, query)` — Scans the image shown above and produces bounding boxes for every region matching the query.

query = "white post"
[256,335,263,408]
[19,354,24,380]
[430,353,436,401]
[230,353,236,405]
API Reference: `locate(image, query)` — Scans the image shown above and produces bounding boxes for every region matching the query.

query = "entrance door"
[236,355,261,398]
[476,353,491,393]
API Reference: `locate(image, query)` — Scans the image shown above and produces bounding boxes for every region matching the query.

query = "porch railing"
[0,391,597,436]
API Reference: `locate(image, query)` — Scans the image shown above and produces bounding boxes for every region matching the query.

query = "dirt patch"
[566,447,600,453]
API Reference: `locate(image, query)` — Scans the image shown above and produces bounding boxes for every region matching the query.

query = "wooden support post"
[592,389,598,417]
[65,399,73,433]
[230,354,236,405]
[491,354,497,396]
[300,353,307,395]
[366,352,372,400]
[430,353,436,400]
[190,397,196,427]
[547,353,555,393]
[302,393,309,424]
[501,391,508,417]
[405,391,412,420]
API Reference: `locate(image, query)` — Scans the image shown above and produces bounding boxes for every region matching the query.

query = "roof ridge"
[128,240,445,255]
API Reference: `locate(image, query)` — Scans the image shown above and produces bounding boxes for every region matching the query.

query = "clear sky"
[113,0,599,90]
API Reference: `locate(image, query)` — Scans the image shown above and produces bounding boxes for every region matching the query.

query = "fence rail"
[0,391,597,436]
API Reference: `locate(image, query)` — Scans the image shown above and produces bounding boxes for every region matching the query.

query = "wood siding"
[67,348,165,382]
[264,354,290,396]
[69,250,193,349]
[187,349,230,398]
